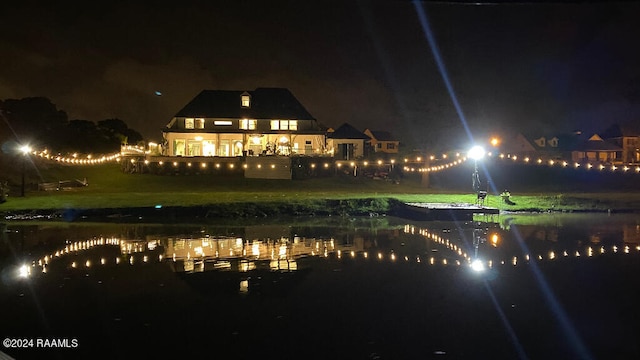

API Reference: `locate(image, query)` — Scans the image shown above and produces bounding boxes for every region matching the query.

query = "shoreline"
[1,199,631,223]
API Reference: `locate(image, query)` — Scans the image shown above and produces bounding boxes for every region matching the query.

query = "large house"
[162,88,326,157]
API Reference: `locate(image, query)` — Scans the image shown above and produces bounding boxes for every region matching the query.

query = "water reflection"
[4,214,640,286]
[3,214,640,359]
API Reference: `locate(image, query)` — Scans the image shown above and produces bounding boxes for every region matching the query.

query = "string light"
[494,153,640,176]
[26,144,640,177]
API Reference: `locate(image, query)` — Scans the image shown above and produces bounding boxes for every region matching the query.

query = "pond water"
[1,213,640,359]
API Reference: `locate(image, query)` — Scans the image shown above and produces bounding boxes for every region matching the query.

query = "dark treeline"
[0,97,143,154]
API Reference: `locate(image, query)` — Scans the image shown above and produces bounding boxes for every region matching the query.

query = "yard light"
[470,259,485,272]
[19,144,32,197]
[468,145,485,161]
[468,146,485,196]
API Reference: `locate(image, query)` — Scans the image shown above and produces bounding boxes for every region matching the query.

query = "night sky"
[2,1,640,150]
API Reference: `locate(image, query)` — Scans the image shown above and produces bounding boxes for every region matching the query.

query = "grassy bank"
[2,161,640,216]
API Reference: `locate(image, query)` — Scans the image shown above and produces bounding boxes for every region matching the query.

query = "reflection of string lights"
[404,224,640,269]
[20,230,640,278]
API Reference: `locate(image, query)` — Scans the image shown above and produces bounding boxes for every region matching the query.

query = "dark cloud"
[2,1,640,148]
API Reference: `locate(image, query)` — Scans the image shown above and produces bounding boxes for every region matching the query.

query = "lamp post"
[19,145,31,197]
[468,145,485,193]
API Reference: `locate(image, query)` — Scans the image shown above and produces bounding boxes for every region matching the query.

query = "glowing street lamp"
[19,145,31,197]
[468,146,485,193]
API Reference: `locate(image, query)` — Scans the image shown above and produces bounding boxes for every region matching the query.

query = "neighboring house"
[326,123,371,160]
[500,133,536,157]
[501,132,581,159]
[363,129,399,154]
[162,88,326,157]
[599,123,640,164]
[570,134,622,164]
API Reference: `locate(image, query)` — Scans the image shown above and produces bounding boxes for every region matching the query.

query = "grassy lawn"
[2,161,640,213]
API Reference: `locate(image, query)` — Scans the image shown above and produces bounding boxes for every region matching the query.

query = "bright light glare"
[18,264,31,278]
[19,145,31,154]
[470,259,485,272]
[468,146,485,161]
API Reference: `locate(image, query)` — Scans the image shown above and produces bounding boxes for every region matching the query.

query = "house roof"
[366,130,396,141]
[599,123,640,138]
[173,88,315,120]
[575,136,623,151]
[327,123,370,140]
[516,132,586,151]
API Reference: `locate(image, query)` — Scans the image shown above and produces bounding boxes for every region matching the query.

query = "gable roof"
[174,88,315,120]
[327,123,370,140]
[366,130,396,141]
[575,135,623,151]
[517,132,586,151]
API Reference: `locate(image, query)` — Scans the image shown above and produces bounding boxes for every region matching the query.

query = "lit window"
[214,120,233,126]
[270,120,298,130]
[240,119,256,130]
[195,118,205,129]
[185,118,194,129]
[241,94,250,108]
[173,139,186,156]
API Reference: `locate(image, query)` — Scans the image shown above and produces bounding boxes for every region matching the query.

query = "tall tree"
[0,97,69,148]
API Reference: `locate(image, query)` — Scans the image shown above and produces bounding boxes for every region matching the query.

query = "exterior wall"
[363,129,399,154]
[163,130,325,157]
[169,117,319,132]
[619,136,640,163]
[244,156,292,179]
[327,139,366,160]
[372,140,399,154]
[571,150,618,164]
[503,133,536,157]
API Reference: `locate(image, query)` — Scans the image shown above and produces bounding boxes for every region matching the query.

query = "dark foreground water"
[1,213,640,360]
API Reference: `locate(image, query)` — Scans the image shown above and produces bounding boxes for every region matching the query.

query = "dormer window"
[241,92,251,108]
